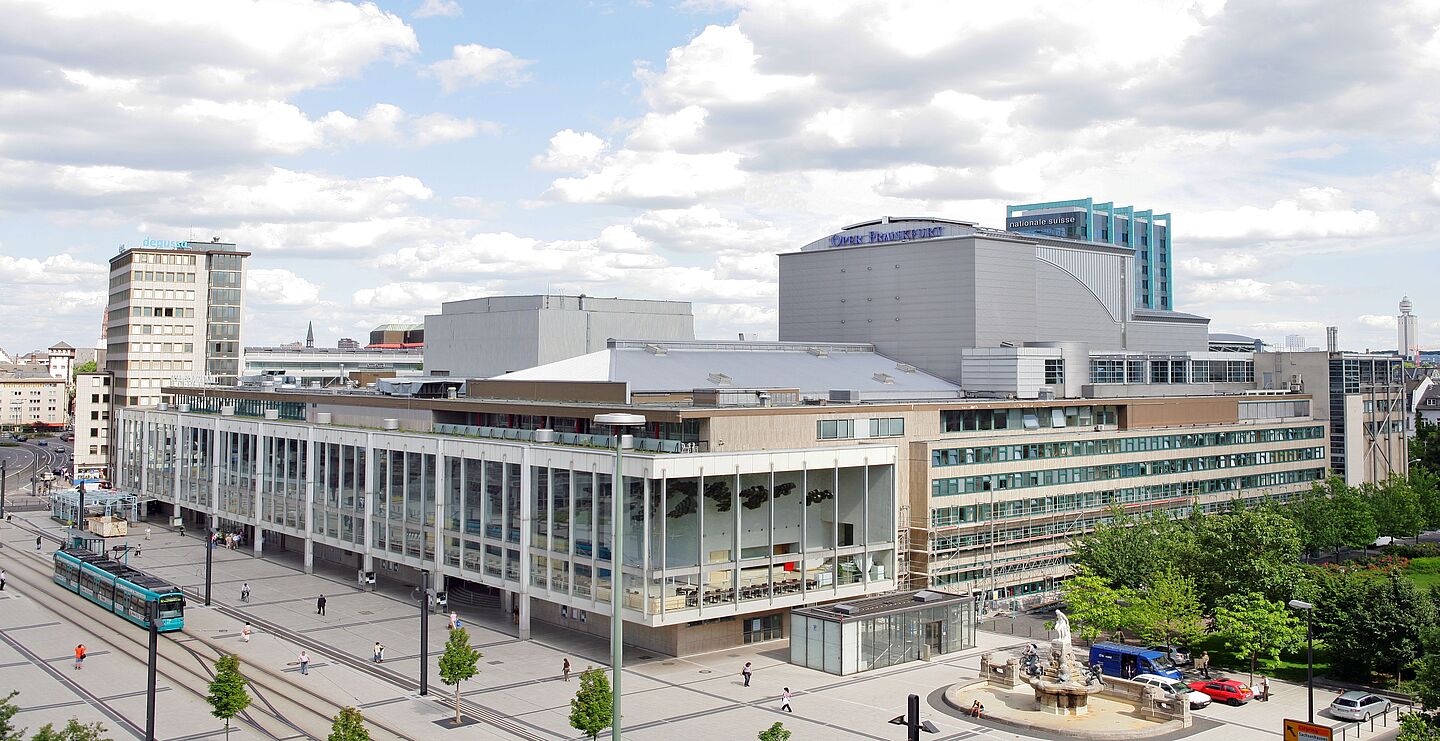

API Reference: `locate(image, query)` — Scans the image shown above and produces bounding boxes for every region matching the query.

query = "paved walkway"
[0,510,1405,740]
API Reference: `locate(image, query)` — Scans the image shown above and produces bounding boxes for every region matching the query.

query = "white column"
[362,432,374,576]
[209,420,221,527]
[517,445,532,640]
[253,423,264,557]
[303,428,316,574]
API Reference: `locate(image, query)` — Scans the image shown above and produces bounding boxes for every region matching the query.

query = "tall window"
[817,419,854,440]
[1044,359,1065,385]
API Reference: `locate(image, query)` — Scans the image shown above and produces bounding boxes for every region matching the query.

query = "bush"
[1393,543,1440,559]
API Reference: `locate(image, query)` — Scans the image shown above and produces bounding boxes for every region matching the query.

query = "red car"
[1187,679,1254,706]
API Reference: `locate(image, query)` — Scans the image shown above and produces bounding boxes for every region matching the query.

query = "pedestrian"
[316,594,326,615]
[448,611,458,630]
[241,623,252,643]
[298,650,309,675]
[177,523,185,538]
[1259,676,1270,702]
[563,658,571,682]
[742,661,753,687]
[145,526,152,541]
[240,582,250,602]
[36,536,42,551]
[780,687,792,713]
[373,641,385,663]
[1197,651,1211,679]
[74,644,86,670]
[0,569,6,591]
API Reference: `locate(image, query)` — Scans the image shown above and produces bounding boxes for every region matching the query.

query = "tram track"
[0,538,414,741]
[8,518,550,740]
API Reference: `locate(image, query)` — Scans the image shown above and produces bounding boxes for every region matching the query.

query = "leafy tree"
[1187,506,1306,608]
[1317,571,1437,681]
[1211,592,1305,685]
[757,722,792,741]
[28,719,110,741]
[72,361,97,375]
[206,654,251,741]
[1413,419,1440,478]
[0,692,23,741]
[1398,712,1440,741]
[569,667,613,740]
[1289,483,1340,559]
[328,707,370,741]
[1333,480,1379,555]
[1070,509,1186,590]
[1373,477,1426,542]
[1060,568,1135,642]
[1131,569,1206,648]
[438,628,481,725]
[1413,467,1440,531]
[1408,627,1440,716]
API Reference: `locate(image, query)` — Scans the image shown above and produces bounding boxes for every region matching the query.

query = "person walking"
[74,644,86,670]
[448,611,458,630]
[373,642,385,664]
[316,595,326,616]
[562,658,571,682]
[36,535,42,551]
[0,569,6,592]
[145,526,152,541]
[240,582,251,602]
[297,650,309,675]
[742,661,753,687]
[1196,651,1211,679]
[780,687,793,713]
[1259,676,1270,702]
[241,623,253,643]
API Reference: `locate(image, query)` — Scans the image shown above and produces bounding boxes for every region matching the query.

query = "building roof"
[1209,333,1258,343]
[493,339,965,400]
[372,323,424,332]
[49,341,74,350]
[792,589,970,622]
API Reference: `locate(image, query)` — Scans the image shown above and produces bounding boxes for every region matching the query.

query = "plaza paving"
[0,510,1404,740]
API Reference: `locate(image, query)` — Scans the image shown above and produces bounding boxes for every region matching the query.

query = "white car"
[1132,673,1211,709]
[1330,691,1390,721]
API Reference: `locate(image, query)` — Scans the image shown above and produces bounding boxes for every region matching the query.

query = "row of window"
[816,417,905,440]
[930,447,1325,496]
[127,343,195,354]
[931,425,1325,467]
[941,406,1119,433]
[1088,359,1255,385]
[135,271,197,284]
[135,252,198,265]
[131,306,196,318]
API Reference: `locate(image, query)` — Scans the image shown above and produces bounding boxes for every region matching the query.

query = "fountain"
[1025,610,1102,715]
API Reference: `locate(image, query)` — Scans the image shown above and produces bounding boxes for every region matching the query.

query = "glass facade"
[790,593,975,675]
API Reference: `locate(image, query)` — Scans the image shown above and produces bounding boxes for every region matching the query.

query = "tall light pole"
[593,412,645,741]
[145,601,159,741]
[420,569,430,696]
[1288,599,1315,723]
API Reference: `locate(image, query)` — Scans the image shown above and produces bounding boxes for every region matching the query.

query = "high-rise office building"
[1006,198,1172,311]
[1286,334,1306,351]
[1399,296,1419,361]
[104,238,249,407]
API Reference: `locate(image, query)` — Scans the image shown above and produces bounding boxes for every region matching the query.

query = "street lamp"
[592,412,645,741]
[1288,599,1315,723]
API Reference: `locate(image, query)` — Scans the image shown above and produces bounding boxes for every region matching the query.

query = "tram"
[52,549,186,631]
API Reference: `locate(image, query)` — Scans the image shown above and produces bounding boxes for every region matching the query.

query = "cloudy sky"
[1,0,1437,357]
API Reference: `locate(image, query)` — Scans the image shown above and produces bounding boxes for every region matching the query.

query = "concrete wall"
[1126,319,1208,353]
[1034,262,1123,348]
[973,237,1037,348]
[425,310,541,379]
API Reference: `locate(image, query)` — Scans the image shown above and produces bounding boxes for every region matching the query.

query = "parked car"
[1132,673,1211,709]
[36,440,47,446]
[1145,645,1192,667]
[1187,678,1253,706]
[1329,691,1391,721]
[1090,643,1183,681]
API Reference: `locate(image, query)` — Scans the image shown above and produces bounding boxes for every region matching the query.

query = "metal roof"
[793,589,970,622]
[493,340,964,400]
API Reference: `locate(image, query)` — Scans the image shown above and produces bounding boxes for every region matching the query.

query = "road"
[1,437,71,499]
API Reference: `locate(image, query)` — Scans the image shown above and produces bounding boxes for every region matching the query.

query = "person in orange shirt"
[74,644,86,670]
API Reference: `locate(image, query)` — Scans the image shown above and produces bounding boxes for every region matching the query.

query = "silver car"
[1145,645,1192,667]
[1329,691,1390,721]
[1131,673,1211,709]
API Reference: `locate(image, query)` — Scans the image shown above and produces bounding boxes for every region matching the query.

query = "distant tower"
[1399,297,1419,360]
[1327,326,1339,353]
[306,321,315,349]
[1285,334,1305,351]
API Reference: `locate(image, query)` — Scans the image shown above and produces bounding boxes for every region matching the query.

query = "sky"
[1,0,1438,357]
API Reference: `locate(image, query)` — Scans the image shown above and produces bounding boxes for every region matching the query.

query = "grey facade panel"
[424,310,542,378]
[1034,262,1124,348]
[1036,245,1130,322]
[1125,318,1208,353]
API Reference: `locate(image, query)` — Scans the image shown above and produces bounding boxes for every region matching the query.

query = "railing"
[432,423,707,453]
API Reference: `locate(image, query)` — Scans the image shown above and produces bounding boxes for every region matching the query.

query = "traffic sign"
[1284,718,1333,741]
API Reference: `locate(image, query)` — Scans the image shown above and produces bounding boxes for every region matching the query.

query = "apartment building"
[0,374,68,430]
[73,371,113,481]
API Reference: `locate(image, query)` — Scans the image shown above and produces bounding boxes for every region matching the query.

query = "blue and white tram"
[52,549,186,631]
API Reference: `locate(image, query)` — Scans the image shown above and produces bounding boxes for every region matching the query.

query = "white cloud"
[532,130,608,171]
[413,0,462,18]
[1186,188,1380,241]
[1179,252,1261,279]
[0,253,106,284]
[247,268,322,306]
[1187,278,1321,304]
[1357,314,1396,329]
[427,44,534,91]
[545,150,746,206]
[352,281,486,310]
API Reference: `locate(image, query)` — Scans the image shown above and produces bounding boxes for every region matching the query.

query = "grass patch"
[1403,557,1440,590]
[1190,634,1328,684]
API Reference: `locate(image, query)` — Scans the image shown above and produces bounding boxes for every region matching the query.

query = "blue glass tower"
[1005,198,1172,311]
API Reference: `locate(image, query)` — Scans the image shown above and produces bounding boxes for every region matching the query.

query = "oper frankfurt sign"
[829,226,945,247]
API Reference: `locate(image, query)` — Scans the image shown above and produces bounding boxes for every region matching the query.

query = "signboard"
[829,225,946,248]
[1283,719,1333,741]
[1006,214,1080,230]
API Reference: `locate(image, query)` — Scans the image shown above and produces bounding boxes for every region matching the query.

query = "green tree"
[1289,483,1340,559]
[757,721,792,741]
[1407,627,1440,716]
[1318,571,1437,681]
[72,360,97,375]
[569,667,613,740]
[438,628,481,725]
[28,719,110,741]
[1131,569,1206,648]
[328,707,370,741]
[1412,467,1440,531]
[1333,480,1379,555]
[1211,592,1305,685]
[1373,477,1426,542]
[0,692,23,741]
[1413,419,1440,478]
[1061,568,1135,642]
[1070,509,1186,590]
[1398,712,1440,741]
[206,654,251,741]
[1187,505,1306,608]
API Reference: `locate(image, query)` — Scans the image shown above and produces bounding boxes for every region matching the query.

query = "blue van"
[1088,643,1182,681]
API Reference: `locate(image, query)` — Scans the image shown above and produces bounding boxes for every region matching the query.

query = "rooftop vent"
[315,412,332,424]
[832,604,859,615]
[829,389,860,403]
[220,405,235,417]
[382,418,400,430]
[707,372,731,386]
[913,590,947,603]
[263,409,280,421]
[807,347,829,358]
[645,343,668,356]
[177,403,191,413]
[872,372,895,384]
[895,362,917,373]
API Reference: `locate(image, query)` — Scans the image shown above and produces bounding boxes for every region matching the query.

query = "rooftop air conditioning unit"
[156,402,169,411]
[382,418,400,430]
[1037,389,1056,401]
[263,409,280,420]
[315,412,332,424]
[832,604,859,615]
[533,428,556,443]
[220,405,235,417]
[829,389,860,403]
[177,403,191,413]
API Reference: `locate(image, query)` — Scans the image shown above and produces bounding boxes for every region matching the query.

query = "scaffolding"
[50,488,139,526]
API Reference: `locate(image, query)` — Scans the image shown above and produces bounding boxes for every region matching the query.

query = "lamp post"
[593,412,645,741]
[1288,599,1315,723]
[1,460,7,519]
[204,528,214,606]
[145,601,159,741]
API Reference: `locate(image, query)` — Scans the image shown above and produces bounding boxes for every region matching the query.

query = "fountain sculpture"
[1025,610,1103,716]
